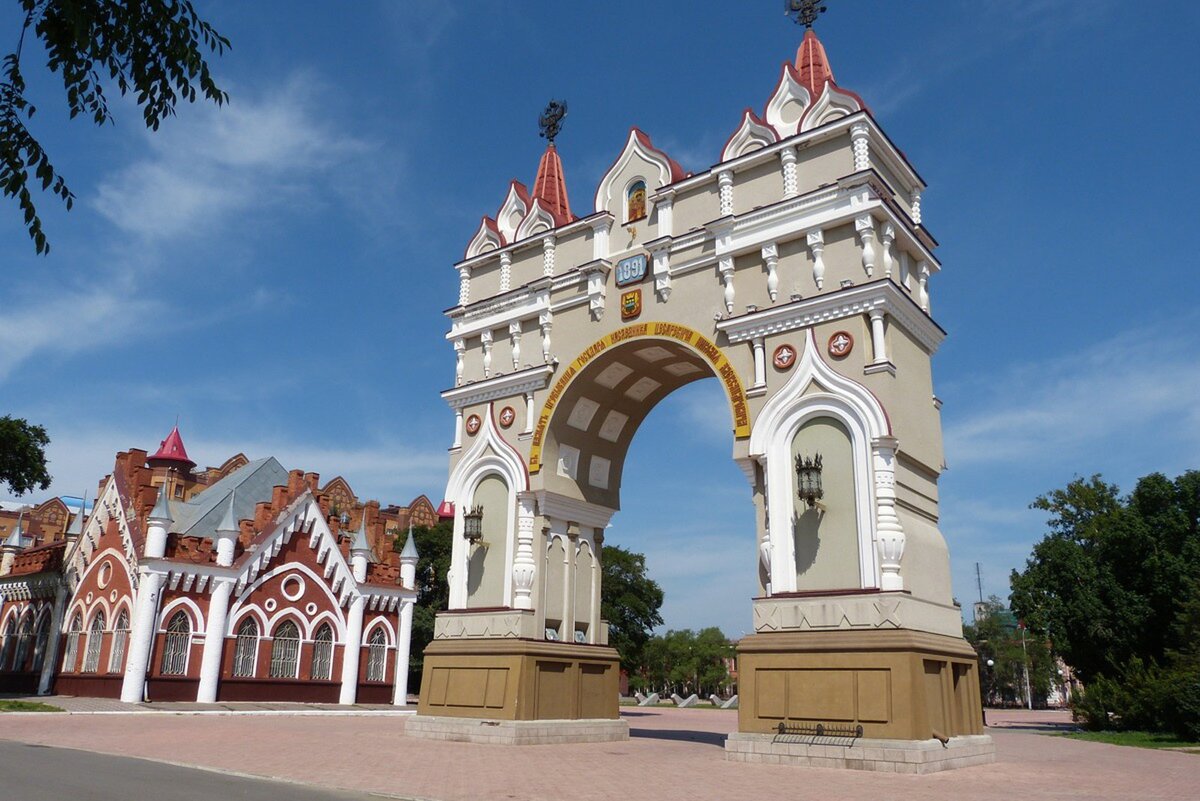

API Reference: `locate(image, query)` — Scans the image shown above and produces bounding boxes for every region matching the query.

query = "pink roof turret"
[147,424,196,471]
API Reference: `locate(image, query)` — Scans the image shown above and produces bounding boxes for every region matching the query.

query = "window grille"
[160,611,191,676]
[108,610,130,673]
[31,615,51,672]
[13,615,33,672]
[232,618,259,678]
[269,621,300,679]
[310,623,334,681]
[61,613,83,672]
[82,610,106,673]
[0,618,16,670]
[366,627,388,682]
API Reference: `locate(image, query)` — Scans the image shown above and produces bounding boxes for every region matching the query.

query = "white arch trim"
[594,128,677,215]
[227,561,346,640]
[750,330,888,593]
[362,616,397,647]
[763,64,812,139]
[158,596,205,633]
[800,84,865,133]
[722,109,779,163]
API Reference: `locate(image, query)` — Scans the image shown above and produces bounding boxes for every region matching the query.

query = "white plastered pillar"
[869,308,888,365]
[393,600,414,706]
[36,585,67,695]
[339,594,366,705]
[872,436,905,591]
[195,577,232,703]
[120,570,164,703]
[512,492,537,610]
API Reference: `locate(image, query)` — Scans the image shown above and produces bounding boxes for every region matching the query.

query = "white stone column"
[751,337,766,389]
[120,570,164,703]
[458,267,470,306]
[780,146,798,198]
[590,530,603,644]
[590,217,611,260]
[880,223,895,279]
[523,392,536,435]
[652,244,672,301]
[480,330,493,379]
[869,309,888,365]
[719,256,735,314]
[452,409,463,449]
[36,585,67,695]
[512,492,537,610]
[807,230,825,291]
[918,261,930,312]
[910,188,922,225]
[509,322,522,370]
[195,577,232,703]
[856,215,877,278]
[872,437,905,591]
[339,594,366,705]
[564,526,579,640]
[499,251,512,293]
[542,236,556,277]
[539,312,552,363]
[762,243,779,302]
[851,122,871,172]
[718,170,733,216]
[453,339,465,386]
[657,191,675,237]
[393,600,414,706]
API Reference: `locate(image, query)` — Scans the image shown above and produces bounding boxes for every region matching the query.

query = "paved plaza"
[1,706,1197,800]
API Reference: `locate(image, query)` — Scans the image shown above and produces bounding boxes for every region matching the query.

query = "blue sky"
[2,1,1198,638]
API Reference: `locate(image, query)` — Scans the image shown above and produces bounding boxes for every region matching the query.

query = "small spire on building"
[400,521,419,560]
[65,492,87,537]
[149,484,173,524]
[794,28,835,99]
[350,510,373,557]
[148,423,197,471]
[533,100,573,224]
[2,511,24,549]
[217,490,238,534]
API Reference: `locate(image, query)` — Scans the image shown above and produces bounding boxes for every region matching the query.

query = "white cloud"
[92,74,369,244]
[943,321,1200,469]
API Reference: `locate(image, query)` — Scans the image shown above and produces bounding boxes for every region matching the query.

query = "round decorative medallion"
[85,592,93,604]
[109,590,117,603]
[97,561,112,589]
[264,598,278,613]
[498,406,516,429]
[828,331,854,358]
[465,414,482,435]
[280,574,305,602]
[305,602,318,616]
[772,343,797,371]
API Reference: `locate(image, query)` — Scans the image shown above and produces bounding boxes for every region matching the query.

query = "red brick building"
[0,426,432,704]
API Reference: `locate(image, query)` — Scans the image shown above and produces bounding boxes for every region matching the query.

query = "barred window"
[82,610,106,673]
[310,623,334,681]
[269,620,300,679]
[108,610,130,673]
[160,611,191,676]
[232,617,259,678]
[32,615,50,672]
[61,613,83,672]
[14,614,33,672]
[365,627,388,682]
[0,618,16,670]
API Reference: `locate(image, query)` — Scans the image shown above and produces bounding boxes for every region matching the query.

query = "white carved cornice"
[715,279,945,354]
[441,364,555,410]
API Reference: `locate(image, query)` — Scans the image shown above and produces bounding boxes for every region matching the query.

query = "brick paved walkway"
[2,707,1195,800]
[2,694,414,715]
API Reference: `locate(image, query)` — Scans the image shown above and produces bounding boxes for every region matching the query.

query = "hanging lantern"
[463,505,484,544]
[795,453,824,508]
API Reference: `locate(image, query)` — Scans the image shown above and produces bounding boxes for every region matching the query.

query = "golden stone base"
[416,638,620,721]
[736,628,985,741]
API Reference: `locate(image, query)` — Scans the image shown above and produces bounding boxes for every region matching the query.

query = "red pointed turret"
[148,424,196,471]
[795,28,835,99]
[531,143,573,226]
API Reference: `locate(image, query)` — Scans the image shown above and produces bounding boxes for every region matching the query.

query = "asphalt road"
[0,740,398,801]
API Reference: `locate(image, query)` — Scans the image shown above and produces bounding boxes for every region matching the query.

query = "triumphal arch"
[411,11,993,770]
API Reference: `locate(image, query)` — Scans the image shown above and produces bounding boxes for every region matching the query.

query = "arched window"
[310,623,334,681]
[365,627,388,682]
[108,610,130,673]
[82,609,106,673]
[160,611,191,676]
[31,614,51,672]
[269,620,300,679]
[14,614,34,672]
[232,617,259,678]
[61,613,83,672]
[0,617,16,670]
[626,179,647,222]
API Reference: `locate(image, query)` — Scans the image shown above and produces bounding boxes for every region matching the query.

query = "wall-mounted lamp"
[795,454,824,508]
[463,505,484,545]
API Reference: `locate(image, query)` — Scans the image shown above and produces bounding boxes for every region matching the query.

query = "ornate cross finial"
[785,0,827,29]
[538,100,568,143]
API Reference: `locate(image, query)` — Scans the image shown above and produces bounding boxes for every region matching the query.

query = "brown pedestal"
[417,637,620,721]
[736,628,985,741]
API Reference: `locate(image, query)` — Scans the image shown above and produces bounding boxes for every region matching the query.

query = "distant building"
[0,425,431,705]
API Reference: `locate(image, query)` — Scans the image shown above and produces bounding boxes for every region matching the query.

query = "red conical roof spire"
[795,28,835,99]
[532,143,573,225]
[148,424,196,471]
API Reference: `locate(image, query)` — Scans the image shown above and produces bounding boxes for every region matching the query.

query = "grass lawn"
[1060,730,1200,751]
[0,700,64,713]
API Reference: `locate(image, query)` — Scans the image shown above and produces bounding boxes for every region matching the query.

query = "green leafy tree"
[964,596,1055,706]
[0,415,51,495]
[640,628,733,698]
[399,519,453,692]
[600,544,663,673]
[2,0,230,253]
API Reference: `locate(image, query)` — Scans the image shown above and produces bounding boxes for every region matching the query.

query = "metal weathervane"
[785,0,827,29]
[539,100,568,143]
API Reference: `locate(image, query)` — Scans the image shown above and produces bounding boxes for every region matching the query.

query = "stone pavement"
[2,706,1196,801]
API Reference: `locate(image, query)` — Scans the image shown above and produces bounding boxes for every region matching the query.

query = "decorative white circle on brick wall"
[264,598,278,612]
[281,574,305,602]
[305,602,318,616]
[85,592,93,604]
[109,590,117,603]
[97,562,112,589]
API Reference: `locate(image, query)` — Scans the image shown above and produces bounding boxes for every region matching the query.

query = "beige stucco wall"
[791,416,860,591]
[466,474,509,608]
